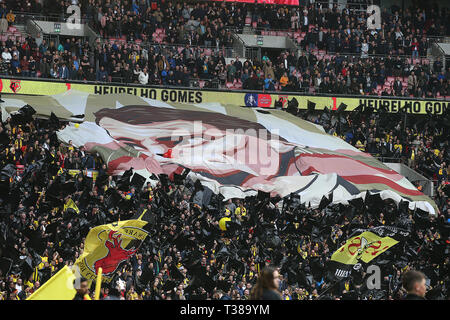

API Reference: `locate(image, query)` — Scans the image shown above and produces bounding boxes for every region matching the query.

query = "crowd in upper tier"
[0,1,448,98]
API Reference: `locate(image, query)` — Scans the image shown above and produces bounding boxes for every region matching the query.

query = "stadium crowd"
[0,2,448,97]
[0,98,448,300]
[0,0,448,301]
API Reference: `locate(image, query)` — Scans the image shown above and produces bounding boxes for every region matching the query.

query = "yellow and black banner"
[1,78,448,114]
[331,231,399,266]
[328,226,410,279]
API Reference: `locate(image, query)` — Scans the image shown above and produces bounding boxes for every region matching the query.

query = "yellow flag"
[331,231,398,265]
[64,198,80,214]
[27,265,76,300]
[73,218,149,283]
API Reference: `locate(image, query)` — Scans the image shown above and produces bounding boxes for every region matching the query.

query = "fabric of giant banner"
[1,90,437,215]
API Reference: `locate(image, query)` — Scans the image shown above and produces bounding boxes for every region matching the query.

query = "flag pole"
[95,267,103,300]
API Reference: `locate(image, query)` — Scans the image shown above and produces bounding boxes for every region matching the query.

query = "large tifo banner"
[2,90,436,215]
[0,78,448,115]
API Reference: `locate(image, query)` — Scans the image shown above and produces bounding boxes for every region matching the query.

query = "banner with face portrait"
[2,90,436,215]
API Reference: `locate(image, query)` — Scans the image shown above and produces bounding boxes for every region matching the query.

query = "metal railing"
[94,38,236,59]
[26,19,43,39]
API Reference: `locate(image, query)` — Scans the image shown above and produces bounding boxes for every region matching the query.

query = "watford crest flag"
[328,226,410,279]
[73,209,151,283]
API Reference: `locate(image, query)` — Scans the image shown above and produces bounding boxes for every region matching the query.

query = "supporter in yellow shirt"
[235,203,247,221]
[279,72,289,87]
